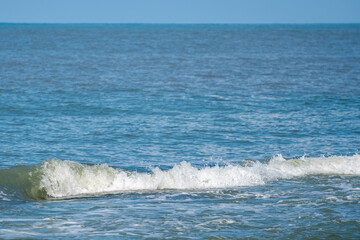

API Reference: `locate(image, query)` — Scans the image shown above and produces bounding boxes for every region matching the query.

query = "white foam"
[36,154,360,199]
[0,191,11,201]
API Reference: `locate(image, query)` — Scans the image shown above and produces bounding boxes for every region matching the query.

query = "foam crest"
[32,154,359,199]
[1,154,359,200]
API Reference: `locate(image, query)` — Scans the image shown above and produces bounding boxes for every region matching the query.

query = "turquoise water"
[0,24,360,239]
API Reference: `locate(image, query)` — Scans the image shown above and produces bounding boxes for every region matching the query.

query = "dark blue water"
[0,24,360,239]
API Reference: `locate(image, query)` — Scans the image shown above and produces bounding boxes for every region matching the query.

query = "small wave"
[0,155,359,200]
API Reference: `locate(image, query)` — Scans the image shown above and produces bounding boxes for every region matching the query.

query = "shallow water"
[0,24,360,239]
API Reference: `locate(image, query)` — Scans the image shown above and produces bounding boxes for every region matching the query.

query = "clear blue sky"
[1,0,360,24]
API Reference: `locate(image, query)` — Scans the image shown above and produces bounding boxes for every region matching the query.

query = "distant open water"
[0,24,360,239]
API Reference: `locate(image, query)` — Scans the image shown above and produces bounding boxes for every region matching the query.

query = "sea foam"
[25,154,359,199]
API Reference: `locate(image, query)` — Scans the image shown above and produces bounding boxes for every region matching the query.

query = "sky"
[0,0,360,24]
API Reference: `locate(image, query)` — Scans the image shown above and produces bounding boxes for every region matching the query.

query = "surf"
[0,154,359,201]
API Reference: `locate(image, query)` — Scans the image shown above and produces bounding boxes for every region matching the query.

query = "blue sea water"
[0,24,360,239]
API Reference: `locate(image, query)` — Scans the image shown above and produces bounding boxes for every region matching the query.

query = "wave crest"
[1,155,359,200]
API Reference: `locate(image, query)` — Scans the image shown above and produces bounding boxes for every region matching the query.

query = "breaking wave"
[0,155,359,200]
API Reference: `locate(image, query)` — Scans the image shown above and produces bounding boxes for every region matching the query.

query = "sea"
[0,23,359,239]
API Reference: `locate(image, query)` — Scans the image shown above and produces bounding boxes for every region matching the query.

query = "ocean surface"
[0,24,360,239]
